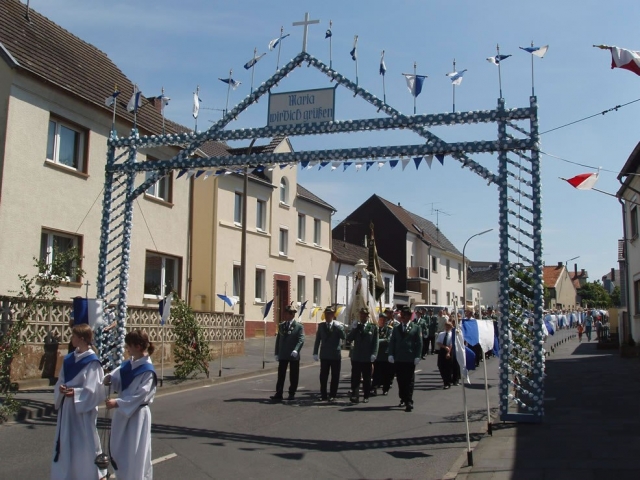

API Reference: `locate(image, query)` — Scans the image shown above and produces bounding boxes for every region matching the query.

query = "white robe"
[108,356,156,480]
[51,349,106,480]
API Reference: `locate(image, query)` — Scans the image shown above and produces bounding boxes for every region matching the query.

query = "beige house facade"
[543,264,578,310]
[190,143,336,336]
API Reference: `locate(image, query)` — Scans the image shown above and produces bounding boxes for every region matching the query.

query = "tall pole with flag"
[158,292,173,387]
[519,42,549,96]
[245,47,266,94]
[262,299,274,369]
[380,50,387,103]
[351,35,359,86]
[452,59,456,112]
[224,70,232,118]
[193,85,200,132]
[126,84,143,130]
[497,44,504,98]
[275,26,284,71]
[104,84,120,136]
[327,20,333,69]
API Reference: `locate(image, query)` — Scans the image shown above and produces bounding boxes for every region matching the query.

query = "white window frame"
[446,259,451,279]
[431,256,438,273]
[298,214,306,242]
[234,192,243,225]
[256,199,267,231]
[255,268,266,302]
[144,251,180,298]
[145,171,171,202]
[313,218,321,246]
[46,117,86,172]
[297,275,306,303]
[232,264,241,297]
[279,177,289,204]
[313,278,321,305]
[39,229,81,281]
[279,228,288,256]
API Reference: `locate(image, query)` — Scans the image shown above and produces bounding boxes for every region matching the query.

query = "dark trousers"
[437,348,453,386]
[275,360,300,397]
[350,360,372,399]
[319,359,341,398]
[372,360,393,392]
[425,336,436,355]
[471,343,483,367]
[452,357,461,384]
[394,362,416,404]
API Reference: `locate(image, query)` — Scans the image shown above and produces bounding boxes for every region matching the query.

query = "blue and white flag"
[379,51,387,76]
[156,93,170,114]
[454,327,476,383]
[461,319,495,353]
[217,293,238,308]
[219,77,241,90]
[350,35,358,61]
[403,74,427,97]
[158,292,173,326]
[262,299,274,321]
[298,300,308,318]
[104,89,120,107]
[268,33,290,51]
[192,92,201,118]
[127,84,143,112]
[446,69,467,85]
[486,54,512,65]
[244,52,266,70]
[325,29,332,39]
[519,45,549,58]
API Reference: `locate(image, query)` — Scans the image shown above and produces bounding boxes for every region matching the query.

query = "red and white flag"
[595,45,640,76]
[564,172,599,190]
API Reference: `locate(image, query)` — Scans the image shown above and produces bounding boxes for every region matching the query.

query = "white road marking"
[151,453,178,465]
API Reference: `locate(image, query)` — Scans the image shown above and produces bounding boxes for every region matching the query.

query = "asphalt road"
[0,353,502,480]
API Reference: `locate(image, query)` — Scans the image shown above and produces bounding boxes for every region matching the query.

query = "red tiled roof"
[543,265,563,288]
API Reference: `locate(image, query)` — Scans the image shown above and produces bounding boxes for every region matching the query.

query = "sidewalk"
[11,335,317,422]
[455,334,640,479]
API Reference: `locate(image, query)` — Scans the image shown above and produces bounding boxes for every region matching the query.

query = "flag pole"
[219,283,227,377]
[250,47,257,94]
[262,317,267,369]
[329,20,333,69]
[194,85,199,132]
[461,359,474,466]
[452,58,456,112]
[111,83,118,135]
[276,26,283,72]
[530,40,535,97]
[132,83,138,130]
[482,341,492,435]
[224,70,232,117]
[354,35,359,87]
[161,86,166,135]
[161,311,165,387]
[413,61,417,115]
[497,44,503,99]
[382,50,387,104]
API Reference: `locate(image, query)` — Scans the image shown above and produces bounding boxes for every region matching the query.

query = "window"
[384,277,390,304]
[144,251,180,297]
[39,229,82,281]
[458,263,462,282]
[313,218,321,245]
[631,205,638,239]
[279,228,288,255]
[280,177,289,204]
[145,170,171,203]
[298,214,306,242]
[255,268,266,302]
[446,291,451,305]
[297,275,306,303]
[431,256,438,273]
[256,199,266,231]
[232,264,241,297]
[446,259,451,279]
[431,289,438,304]
[313,278,321,305]
[46,118,86,172]
[234,192,243,224]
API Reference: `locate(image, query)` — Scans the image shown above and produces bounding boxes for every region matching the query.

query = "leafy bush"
[171,296,211,379]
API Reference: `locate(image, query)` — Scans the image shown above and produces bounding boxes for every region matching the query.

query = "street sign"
[268,87,335,127]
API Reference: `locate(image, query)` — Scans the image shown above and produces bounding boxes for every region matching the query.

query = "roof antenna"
[25,0,31,22]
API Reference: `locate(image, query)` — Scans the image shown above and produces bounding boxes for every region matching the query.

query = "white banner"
[268,87,335,127]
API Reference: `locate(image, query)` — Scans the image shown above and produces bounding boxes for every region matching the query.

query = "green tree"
[610,286,621,307]
[577,281,611,308]
[171,296,211,379]
[1,248,84,422]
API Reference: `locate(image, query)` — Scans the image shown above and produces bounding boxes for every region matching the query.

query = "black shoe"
[443,385,450,390]
[270,395,283,402]
[362,397,369,403]
[421,356,425,360]
[398,401,405,408]
[453,382,461,386]
[287,394,296,401]
[350,396,359,404]
[370,388,377,397]
[320,396,328,401]
[329,397,337,403]
[405,404,413,412]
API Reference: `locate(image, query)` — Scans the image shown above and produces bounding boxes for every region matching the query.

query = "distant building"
[601,268,620,294]
[467,262,500,309]
[543,263,578,309]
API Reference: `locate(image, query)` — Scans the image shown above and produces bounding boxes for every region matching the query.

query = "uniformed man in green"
[270,304,305,402]
[388,305,422,412]
[412,308,428,359]
[313,305,346,402]
[426,308,439,355]
[346,307,379,404]
[371,312,394,396]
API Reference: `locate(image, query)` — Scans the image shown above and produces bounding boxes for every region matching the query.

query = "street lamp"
[564,255,579,268]
[462,229,494,311]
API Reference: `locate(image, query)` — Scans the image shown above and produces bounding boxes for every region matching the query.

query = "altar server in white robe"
[105,329,157,480]
[51,323,107,480]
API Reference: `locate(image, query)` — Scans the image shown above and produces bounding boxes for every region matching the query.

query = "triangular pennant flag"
[401,159,410,171]
[436,154,445,165]
[203,170,214,180]
[319,161,330,170]
[331,161,340,171]
[487,54,511,65]
[298,300,308,318]
[563,172,599,190]
[279,164,288,169]
[195,170,206,178]
[425,155,433,169]
[185,170,196,179]
[365,161,374,171]
[355,162,364,172]
[343,161,353,171]
[158,292,173,326]
[217,293,238,308]
[215,169,226,175]
[413,157,423,169]
[300,160,309,169]
[176,169,188,179]
[519,45,549,58]
[262,299,274,321]
[377,161,385,170]
[389,159,399,169]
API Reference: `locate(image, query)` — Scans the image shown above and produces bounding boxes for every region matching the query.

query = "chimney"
[611,268,615,281]
[149,97,162,114]
[574,263,578,276]
[557,261,563,268]
[581,269,585,276]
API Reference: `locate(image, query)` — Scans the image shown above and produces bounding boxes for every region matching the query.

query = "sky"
[23,0,640,281]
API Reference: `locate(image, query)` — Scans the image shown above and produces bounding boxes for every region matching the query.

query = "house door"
[274,276,290,324]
